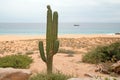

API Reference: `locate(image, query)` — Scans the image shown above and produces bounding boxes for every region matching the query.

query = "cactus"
[38,5,59,74]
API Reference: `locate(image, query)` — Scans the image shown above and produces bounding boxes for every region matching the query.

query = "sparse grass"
[29,72,72,80]
[0,54,33,68]
[66,54,74,57]
[30,73,118,80]
[25,51,34,55]
[82,46,106,64]
[17,52,22,55]
[58,48,75,54]
[82,41,120,64]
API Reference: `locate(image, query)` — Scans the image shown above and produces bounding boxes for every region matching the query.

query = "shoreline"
[0,34,120,41]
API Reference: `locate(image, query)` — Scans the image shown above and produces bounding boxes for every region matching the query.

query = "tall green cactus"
[39,5,59,74]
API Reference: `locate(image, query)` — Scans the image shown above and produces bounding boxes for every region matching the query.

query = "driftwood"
[95,61,120,74]
[111,61,120,74]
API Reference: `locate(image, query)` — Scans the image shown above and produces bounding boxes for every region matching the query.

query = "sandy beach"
[0,34,120,41]
[0,34,120,78]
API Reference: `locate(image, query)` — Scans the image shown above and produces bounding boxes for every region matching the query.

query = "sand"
[0,34,120,78]
[0,34,120,41]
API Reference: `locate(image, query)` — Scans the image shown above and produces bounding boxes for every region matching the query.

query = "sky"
[0,0,120,23]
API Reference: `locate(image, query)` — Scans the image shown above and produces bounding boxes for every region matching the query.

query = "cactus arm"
[52,11,58,55]
[39,41,47,63]
[53,11,58,40]
[53,40,59,55]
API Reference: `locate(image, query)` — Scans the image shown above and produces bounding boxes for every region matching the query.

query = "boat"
[74,24,80,26]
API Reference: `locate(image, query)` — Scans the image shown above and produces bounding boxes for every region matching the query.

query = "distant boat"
[74,24,80,26]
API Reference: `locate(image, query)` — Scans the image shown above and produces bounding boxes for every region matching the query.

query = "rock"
[0,68,32,80]
[112,61,120,74]
[115,32,120,35]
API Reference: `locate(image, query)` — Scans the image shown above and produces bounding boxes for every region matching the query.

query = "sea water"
[0,23,120,35]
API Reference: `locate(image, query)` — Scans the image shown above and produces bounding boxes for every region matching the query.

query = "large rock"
[0,68,32,80]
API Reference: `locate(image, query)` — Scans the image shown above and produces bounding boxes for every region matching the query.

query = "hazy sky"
[0,0,120,23]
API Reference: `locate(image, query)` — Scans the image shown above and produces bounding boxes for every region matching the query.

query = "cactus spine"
[39,5,59,74]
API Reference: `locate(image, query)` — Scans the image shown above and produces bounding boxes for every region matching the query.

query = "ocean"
[0,23,120,35]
